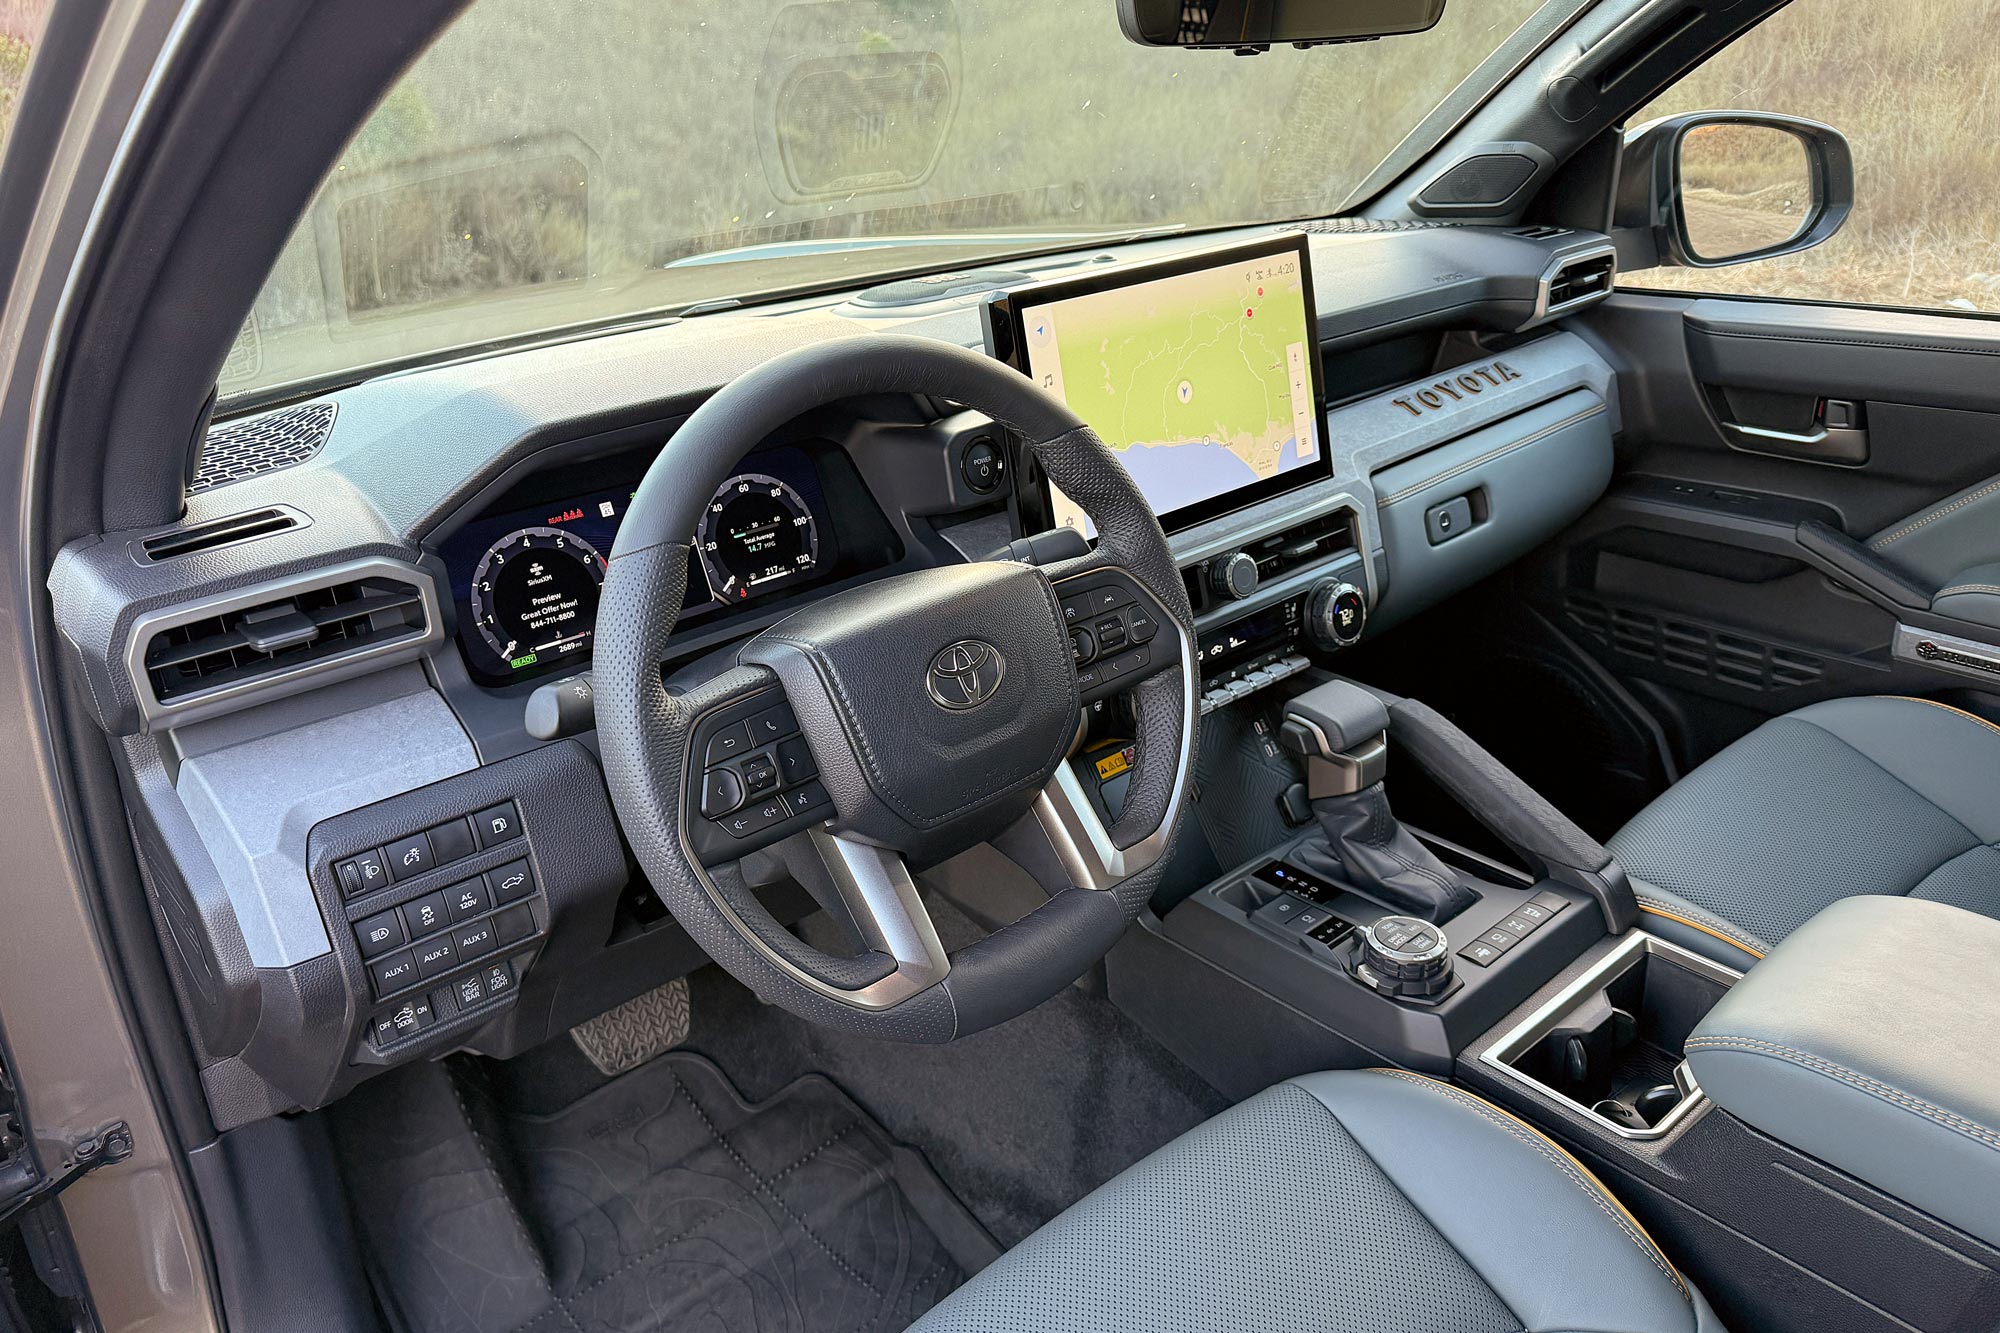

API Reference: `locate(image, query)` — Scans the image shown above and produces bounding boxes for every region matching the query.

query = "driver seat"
[911,1068,1725,1333]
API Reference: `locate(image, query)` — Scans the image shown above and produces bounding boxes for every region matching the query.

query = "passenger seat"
[1609,695,2000,967]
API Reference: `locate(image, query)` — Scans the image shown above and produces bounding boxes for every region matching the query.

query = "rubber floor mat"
[332,1051,1000,1333]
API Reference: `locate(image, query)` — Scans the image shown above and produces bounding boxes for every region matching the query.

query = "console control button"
[400,892,450,939]
[1476,926,1522,955]
[483,962,516,998]
[1528,890,1570,915]
[370,951,418,997]
[1497,914,1539,939]
[354,909,406,959]
[472,801,521,848]
[493,903,535,946]
[1357,914,1454,1000]
[454,917,497,960]
[447,879,492,922]
[487,860,535,905]
[428,817,475,864]
[776,737,817,787]
[703,723,753,767]
[455,973,485,1008]
[385,833,434,882]
[1458,940,1504,967]
[335,858,366,898]
[701,768,745,819]
[413,935,459,978]
[373,996,435,1044]
[1513,901,1554,928]
[746,702,798,744]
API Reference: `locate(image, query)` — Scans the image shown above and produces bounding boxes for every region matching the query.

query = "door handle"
[1719,397,1869,465]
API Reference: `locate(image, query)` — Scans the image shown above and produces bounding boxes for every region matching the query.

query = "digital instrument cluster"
[441,444,854,685]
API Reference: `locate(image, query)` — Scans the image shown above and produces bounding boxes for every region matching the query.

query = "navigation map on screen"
[1019,247,1322,536]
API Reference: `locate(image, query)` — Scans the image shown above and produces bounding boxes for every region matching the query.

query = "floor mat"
[332,1051,999,1333]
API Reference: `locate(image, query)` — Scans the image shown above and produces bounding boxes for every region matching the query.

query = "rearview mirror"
[1615,112,1854,269]
[1117,0,1447,52]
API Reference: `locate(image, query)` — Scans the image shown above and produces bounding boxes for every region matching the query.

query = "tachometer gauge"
[469,526,607,670]
[696,473,820,604]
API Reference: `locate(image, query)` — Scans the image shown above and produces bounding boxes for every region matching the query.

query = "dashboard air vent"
[189,401,337,494]
[1246,509,1358,583]
[139,506,303,562]
[142,573,429,707]
[1295,219,1459,234]
[1510,224,1570,240]
[1544,252,1616,314]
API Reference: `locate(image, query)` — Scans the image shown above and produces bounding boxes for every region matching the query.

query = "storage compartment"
[1480,932,1739,1138]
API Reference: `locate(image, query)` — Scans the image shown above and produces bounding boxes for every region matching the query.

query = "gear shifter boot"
[1294,783,1479,924]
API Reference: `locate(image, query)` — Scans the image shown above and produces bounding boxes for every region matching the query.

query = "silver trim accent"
[1894,623,2000,685]
[1525,243,1617,328]
[1362,918,1449,965]
[807,828,951,1005]
[124,557,446,732]
[1478,930,1741,1142]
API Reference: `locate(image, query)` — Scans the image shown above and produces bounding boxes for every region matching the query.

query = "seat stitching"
[1364,1069,1689,1300]
[1873,477,2000,546]
[1684,1036,2000,1153]
[1633,896,1768,959]
[1936,584,2000,599]
[1879,694,2000,744]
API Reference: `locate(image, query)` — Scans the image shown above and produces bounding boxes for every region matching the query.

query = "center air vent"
[132,561,441,727]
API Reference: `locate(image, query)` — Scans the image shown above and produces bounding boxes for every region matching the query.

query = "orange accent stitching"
[1635,903,1766,960]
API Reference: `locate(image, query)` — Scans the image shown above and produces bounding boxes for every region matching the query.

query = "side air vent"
[1565,595,1825,693]
[1245,509,1358,583]
[129,560,442,728]
[189,401,337,494]
[1540,250,1616,318]
[136,506,306,562]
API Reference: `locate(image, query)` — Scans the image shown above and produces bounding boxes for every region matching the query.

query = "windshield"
[226,0,1560,403]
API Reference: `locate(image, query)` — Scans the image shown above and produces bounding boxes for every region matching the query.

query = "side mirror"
[1614,112,1853,269]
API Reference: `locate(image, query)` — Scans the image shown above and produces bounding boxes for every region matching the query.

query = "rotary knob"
[1355,915,1453,1000]
[1209,551,1259,601]
[1306,579,1367,650]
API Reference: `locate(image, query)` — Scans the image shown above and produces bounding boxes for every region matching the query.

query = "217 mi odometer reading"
[697,473,820,603]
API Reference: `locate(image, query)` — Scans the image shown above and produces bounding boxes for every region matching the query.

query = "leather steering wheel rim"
[594,334,1198,1042]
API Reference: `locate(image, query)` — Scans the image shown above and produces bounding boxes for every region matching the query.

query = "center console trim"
[1478,930,1741,1141]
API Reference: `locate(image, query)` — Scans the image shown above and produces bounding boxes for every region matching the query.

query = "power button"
[961,437,1004,494]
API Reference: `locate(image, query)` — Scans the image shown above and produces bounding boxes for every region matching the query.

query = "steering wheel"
[595,335,1197,1041]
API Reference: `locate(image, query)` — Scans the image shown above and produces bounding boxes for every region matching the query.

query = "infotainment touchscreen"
[982,233,1328,536]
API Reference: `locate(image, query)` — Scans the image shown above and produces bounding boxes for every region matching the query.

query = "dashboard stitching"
[1374,402,1605,507]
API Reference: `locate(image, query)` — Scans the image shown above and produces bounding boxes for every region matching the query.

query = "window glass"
[0,0,56,153]
[1624,0,2000,312]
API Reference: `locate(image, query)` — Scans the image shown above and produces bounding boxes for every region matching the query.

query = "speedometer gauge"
[697,473,820,604]
[469,526,607,670]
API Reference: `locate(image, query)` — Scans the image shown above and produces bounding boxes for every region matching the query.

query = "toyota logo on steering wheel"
[926,639,1005,711]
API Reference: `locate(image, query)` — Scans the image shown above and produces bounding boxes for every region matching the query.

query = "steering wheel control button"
[700,768,745,819]
[1094,615,1128,652]
[783,780,830,819]
[400,892,450,938]
[1127,607,1159,643]
[704,723,753,766]
[720,798,789,839]
[472,801,521,848]
[354,909,406,958]
[1060,596,1090,625]
[1070,627,1096,664]
[427,817,475,865]
[385,832,434,881]
[369,951,418,997]
[741,754,779,797]
[776,737,817,786]
[447,879,492,922]
[487,860,535,905]
[746,702,798,744]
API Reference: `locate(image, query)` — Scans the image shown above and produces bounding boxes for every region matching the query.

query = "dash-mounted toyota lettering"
[1387,359,1523,418]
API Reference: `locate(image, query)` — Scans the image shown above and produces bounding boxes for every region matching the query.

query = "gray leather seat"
[912,1068,1722,1333]
[1610,695,2000,968]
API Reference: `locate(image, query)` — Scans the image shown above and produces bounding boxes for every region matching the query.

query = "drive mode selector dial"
[1356,915,1453,1000]
[1307,579,1367,650]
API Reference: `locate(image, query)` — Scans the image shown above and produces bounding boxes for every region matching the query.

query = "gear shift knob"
[1281,679,1389,797]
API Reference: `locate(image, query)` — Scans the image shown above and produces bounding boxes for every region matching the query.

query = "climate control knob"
[1210,551,1259,601]
[1306,580,1368,651]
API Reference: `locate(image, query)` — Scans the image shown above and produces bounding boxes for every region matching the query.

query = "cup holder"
[1481,932,1742,1139]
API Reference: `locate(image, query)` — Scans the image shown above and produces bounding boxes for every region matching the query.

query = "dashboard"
[49,220,1625,1125]
[437,436,903,686]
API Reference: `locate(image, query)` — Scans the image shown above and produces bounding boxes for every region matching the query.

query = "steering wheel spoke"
[807,828,950,999]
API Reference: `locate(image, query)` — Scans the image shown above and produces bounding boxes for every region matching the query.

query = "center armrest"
[1685,895,2000,1247]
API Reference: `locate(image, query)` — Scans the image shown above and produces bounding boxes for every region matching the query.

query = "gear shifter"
[1279,680,1478,925]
